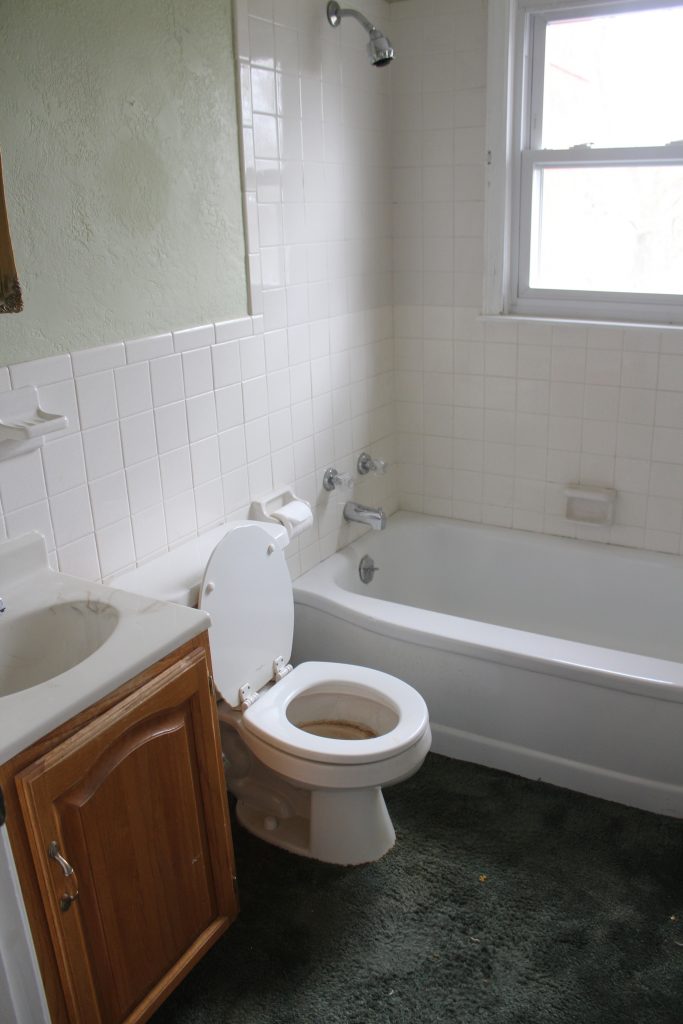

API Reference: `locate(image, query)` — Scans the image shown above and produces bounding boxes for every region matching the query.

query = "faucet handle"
[323,467,354,492]
[357,452,387,475]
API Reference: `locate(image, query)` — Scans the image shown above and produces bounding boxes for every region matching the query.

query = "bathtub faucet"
[343,501,387,530]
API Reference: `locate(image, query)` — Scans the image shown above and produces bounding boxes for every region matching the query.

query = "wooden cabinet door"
[15,647,238,1024]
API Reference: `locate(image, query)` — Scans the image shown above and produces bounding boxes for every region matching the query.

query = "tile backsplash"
[0,309,395,582]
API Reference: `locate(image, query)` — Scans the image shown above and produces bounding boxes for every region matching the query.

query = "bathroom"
[1,0,683,1021]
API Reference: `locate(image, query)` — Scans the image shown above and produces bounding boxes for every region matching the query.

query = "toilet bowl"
[201,521,431,865]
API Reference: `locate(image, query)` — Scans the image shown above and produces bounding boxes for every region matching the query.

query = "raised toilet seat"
[202,522,431,864]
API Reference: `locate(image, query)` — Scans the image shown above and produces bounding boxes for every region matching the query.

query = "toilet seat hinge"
[273,656,293,682]
[239,683,260,710]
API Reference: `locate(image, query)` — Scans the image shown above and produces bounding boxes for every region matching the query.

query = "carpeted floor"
[151,754,683,1024]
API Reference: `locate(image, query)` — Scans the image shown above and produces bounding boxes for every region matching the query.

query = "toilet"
[200,521,431,865]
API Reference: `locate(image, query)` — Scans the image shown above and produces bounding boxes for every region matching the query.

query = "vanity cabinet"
[0,635,238,1024]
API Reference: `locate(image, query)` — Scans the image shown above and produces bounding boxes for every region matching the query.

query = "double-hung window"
[485,0,683,324]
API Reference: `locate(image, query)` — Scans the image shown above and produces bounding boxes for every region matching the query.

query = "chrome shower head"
[326,1,395,67]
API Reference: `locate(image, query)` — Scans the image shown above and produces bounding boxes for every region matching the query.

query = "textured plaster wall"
[0,0,247,365]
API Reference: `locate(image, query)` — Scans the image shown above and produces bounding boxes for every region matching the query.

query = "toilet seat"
[200,521,430,791]
[241,661,430,765]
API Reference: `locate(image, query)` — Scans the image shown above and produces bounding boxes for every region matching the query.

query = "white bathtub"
[292,512,683,817]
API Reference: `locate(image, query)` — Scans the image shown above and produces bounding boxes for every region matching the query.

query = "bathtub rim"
[293,512,683,706]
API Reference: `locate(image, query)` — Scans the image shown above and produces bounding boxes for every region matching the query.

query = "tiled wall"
[4,0,683,579]
[392,0,683,556]
[0,0,396,583]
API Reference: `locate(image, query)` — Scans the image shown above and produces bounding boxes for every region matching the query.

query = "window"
[485,0,683,324]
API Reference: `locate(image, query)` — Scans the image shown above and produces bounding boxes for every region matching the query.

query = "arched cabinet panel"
[11,644,237,1024]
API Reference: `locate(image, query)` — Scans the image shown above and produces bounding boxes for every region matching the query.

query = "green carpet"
[151,754,683,1024]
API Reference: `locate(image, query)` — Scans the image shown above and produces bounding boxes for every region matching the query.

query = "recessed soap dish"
[0,386,68,460]
[565,484,616,526]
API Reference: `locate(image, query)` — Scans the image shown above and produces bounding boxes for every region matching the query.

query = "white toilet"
[200,521,431,865]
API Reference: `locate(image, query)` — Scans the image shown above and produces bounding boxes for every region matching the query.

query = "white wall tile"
[72,343,126,376]
[89,471,130,530]
[194,478,224,531]
[182,348,214,398]
[126,459,163,514]
[160,447,194,499]
[76,371,118,429]
[49,485,94,546]
[0,449,47,512]
[172,323,215,352]
[186,393,218,443]
[219,426,247,473]
[154,402,190,454]
[82,423,124,481]
[151,354,185,407]
[97,519,135,577]
[10,354,72,389]
[212,341,242,387]
[125,332,173,364]
[42,434,87,496]
[57,533,101,580]
[165,490,197,545]
[120,411,158,466]
[190,437,221,486]
[132,505,167,561]
[115,362,153,417]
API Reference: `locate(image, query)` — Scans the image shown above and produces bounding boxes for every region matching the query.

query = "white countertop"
[0,533,210,765]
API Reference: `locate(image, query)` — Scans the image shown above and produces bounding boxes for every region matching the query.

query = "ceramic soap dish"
[0,386,68,460]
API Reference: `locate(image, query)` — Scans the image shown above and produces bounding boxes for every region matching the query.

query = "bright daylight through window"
[486,0,683,324]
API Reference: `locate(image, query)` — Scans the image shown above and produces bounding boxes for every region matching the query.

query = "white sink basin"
[0,532,210,766]
[0,600,120,697]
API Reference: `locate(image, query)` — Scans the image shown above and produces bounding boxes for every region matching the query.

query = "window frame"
[484,0,683,325]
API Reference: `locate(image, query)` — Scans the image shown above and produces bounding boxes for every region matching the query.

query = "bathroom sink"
[0,600,119,698]
[0,531,210,767]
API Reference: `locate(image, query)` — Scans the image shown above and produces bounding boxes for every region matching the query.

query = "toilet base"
[236,785,396,865]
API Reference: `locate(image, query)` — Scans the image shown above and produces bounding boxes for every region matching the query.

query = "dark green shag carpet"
[151,754,683,1024]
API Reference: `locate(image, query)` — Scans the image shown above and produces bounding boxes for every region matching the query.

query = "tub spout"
[343,501,387,530]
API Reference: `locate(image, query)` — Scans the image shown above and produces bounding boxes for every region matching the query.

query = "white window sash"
[484,0,683,324]
[516,145,683,301]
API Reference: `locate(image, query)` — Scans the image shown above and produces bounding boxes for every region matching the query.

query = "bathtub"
[292,512,683,817]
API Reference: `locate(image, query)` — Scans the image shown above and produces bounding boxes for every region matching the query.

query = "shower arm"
[326,2,381,39]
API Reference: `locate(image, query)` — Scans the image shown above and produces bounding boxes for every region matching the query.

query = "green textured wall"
[0,0,247,365]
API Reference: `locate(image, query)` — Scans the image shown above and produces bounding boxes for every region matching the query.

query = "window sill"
[478,313,683,333]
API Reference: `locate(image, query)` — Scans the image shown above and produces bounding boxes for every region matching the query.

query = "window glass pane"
[541,6,683,149]
[530,165,683,294]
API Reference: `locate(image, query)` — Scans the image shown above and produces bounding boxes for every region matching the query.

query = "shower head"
[326,1,395,67]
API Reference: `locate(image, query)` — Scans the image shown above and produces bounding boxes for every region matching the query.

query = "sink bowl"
[0,530,210,771]
[0,600,119,698]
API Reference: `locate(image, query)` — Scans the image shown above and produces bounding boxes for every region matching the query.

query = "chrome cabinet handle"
[48,841,79,912]
[48,841,75,877]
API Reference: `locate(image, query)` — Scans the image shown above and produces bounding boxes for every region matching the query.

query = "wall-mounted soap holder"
[565,485,616,526]
[0,386,69,461]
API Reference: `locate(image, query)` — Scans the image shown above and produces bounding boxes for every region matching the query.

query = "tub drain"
[359,554,378,584]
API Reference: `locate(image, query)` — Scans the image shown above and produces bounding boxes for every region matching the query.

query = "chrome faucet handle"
[323,467,354,492]
[357,452,387,475]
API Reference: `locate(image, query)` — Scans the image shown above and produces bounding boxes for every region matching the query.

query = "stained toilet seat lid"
[241,661,430,765]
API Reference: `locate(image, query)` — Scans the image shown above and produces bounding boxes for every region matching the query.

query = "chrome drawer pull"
[48,842,79,912]
[48,841,75,877]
